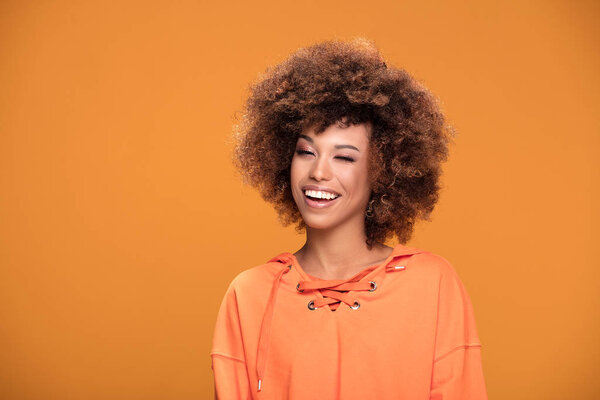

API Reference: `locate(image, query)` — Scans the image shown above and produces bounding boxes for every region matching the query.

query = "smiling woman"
[211,38,488,399]
[291,123,371,231]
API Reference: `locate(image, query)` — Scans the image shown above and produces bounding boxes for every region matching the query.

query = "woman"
[211,38,487,399]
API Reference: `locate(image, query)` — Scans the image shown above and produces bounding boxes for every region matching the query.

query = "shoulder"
[408,249,476,315]
[406,249,460,280]
[226,259,286,294]
[217,258,289,315]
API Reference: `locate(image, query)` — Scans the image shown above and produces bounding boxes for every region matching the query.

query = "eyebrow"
[298,134,360,152]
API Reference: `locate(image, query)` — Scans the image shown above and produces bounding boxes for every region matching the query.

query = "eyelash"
[295,149,355,163]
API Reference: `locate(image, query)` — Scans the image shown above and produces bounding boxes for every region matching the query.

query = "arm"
[210,282,252,400]
[430,261,488,400]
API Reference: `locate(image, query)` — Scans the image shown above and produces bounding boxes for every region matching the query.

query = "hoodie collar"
[268,242,425,271]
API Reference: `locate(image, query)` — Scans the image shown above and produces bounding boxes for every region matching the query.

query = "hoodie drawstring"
[296,269,377,311]
[256,262,290,392]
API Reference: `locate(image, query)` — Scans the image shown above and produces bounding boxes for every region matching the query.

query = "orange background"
[1,1,598,399]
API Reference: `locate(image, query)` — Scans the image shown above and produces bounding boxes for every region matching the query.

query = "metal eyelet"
[296,283,304,293]
[350,301,360,310]
[308,300,317,310]
[369,281,377,292]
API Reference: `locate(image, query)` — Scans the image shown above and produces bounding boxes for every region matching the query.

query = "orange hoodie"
[210,243,487,399]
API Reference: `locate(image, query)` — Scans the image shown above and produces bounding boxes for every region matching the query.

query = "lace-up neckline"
[299,268,379,311]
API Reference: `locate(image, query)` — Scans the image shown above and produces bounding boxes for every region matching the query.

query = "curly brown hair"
[231,38,455,248]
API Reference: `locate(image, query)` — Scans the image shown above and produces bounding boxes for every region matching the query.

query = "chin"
[300,214,342,231]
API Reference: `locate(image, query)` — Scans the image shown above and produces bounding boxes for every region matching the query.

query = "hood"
[256,243,427,392]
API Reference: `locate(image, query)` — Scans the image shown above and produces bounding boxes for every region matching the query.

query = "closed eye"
[295,150,355,163]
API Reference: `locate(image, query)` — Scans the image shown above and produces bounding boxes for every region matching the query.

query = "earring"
[365,199,374,218]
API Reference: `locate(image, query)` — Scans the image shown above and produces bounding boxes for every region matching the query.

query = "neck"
[294,219,392,280]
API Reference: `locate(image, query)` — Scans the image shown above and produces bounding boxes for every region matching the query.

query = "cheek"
[289,159,305,201]
[290,159,300,185]
[338,165,370,197]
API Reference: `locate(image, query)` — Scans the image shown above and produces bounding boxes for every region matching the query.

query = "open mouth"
[303,189,341,208]
[305,194,334,203]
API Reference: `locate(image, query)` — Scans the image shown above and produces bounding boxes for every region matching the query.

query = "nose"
[309,156,332,181]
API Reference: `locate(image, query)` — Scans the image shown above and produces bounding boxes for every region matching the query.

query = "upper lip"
[302,185,341,196]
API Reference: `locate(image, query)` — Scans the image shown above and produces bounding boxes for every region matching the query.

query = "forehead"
[298,122,372,148]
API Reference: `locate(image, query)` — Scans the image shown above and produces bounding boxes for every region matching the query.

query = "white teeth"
[304,189,339,200]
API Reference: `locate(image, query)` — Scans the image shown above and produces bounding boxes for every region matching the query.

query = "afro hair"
[232,38,455,248]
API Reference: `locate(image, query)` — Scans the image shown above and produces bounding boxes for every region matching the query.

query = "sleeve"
[210,281,252,400]
[429,262,488,400]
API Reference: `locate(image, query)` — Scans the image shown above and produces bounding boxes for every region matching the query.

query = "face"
[290,122,372,231]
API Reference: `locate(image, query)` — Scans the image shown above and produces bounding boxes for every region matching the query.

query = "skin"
[291,120,393,280]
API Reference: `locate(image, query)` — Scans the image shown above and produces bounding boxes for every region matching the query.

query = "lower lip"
[303,193,341,209]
